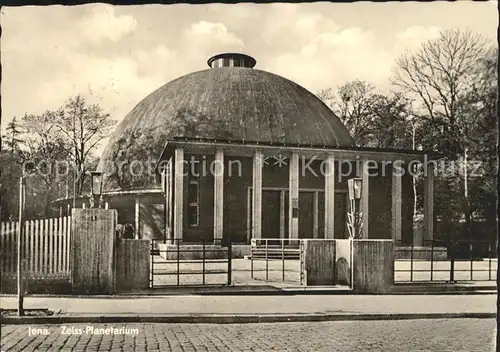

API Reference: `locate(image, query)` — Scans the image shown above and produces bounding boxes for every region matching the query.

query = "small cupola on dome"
[207,53,256,69]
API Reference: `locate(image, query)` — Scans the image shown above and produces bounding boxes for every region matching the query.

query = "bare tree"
[21,112,69,216]
[55,95,116,196]
[392,28,491,238]
[391,29,489,149]
[317,88,335,109]
[318,80,377,146]
[368,92,413,149]
[318,81,412,148]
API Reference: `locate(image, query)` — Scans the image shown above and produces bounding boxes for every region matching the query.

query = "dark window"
[187,158,200,227]
[188,182,199,203]
[223,58,230,67]
[234,59,241,67]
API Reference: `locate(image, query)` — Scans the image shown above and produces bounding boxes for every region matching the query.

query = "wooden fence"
[1,216,72,279]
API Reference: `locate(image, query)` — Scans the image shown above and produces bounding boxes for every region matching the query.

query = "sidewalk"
[1,294,495,323]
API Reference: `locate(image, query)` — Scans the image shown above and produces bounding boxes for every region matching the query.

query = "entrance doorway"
[249,188,347,240]
[282,191,315,239]
[262,190,281,238]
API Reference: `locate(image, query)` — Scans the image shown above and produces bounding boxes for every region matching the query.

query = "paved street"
[1,319,495,351]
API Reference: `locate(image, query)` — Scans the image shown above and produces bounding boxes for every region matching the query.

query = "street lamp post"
[347,178,363,239]
[90,171,103,209]
[17,174,26,316]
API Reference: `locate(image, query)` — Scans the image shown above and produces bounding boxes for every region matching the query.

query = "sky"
[1,1,498,137]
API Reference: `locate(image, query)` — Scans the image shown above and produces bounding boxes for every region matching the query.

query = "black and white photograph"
[0,1,498,351]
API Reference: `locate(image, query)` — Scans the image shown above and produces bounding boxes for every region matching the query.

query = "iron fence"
[394,239,497,283]
[150,239,232,287]
[250,238,304,285]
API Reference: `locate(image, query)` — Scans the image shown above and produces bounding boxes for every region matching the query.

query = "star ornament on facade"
[273,153,288,167]
[262,155,273,166]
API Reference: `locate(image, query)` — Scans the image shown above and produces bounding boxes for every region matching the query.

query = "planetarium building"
[68,53,436,249]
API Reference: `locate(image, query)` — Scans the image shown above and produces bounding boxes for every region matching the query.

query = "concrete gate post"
[352,239,394,293]
[301,239,352,287]
[115,239,150,292]
[71,208,117,295]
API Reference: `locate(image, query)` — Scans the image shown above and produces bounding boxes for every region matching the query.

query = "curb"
[1,288,496,298]
[0,312,496,325]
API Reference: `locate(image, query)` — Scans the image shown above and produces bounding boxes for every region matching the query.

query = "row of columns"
[168,148,434,244]
[252,153,346,240]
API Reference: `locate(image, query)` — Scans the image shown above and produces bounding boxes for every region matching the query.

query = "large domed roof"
[98,53,354,191]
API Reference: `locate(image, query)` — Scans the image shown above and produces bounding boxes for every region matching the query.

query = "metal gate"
[250,238,305,284]
[150,239,232,287]
[250,238,353,288]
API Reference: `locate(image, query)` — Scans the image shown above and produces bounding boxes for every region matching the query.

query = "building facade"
[56,53,436,247]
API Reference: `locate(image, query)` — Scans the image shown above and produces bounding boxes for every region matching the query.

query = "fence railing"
[1,216,72,279]
[250,238,304,285]
[394,239,497,283]
[150,239,232,287]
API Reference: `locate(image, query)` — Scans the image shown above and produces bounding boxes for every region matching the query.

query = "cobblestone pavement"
[1,319,495,352]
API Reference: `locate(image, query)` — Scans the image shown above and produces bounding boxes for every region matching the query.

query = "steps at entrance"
[156,244,229,260]
[250,247,301,260]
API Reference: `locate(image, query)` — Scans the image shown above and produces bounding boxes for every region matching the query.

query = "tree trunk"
[411,123,417,218]
[44,186,53,218]
[463,148,472,240]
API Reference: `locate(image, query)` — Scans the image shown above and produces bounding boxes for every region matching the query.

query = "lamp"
[348,178,362,200]
[91,171,103,196]
[347,177,363,239]
[90,171,103,208]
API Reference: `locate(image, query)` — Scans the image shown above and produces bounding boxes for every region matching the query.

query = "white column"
[423,161,435,244]
[246,188,252,243]
[161,166,168,242]
[288,153,299,239]
[252,152,263,239]
[391,162,402,242]
[135,197,140,239]
[361,160,370,239]
[174,148,185,243]
[279,190,285,239]
[213,149,224,244]
[324,155,335,239]
[104,202,109,210]
[166,158,173,243]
